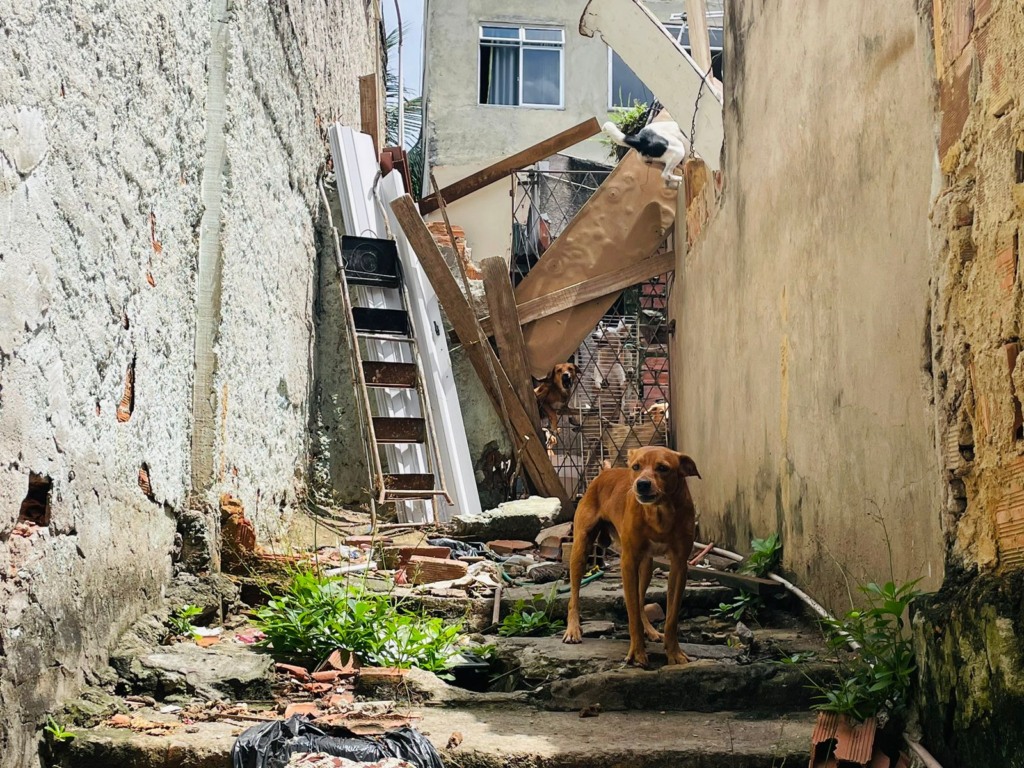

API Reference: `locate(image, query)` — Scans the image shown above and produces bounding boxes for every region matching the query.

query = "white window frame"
[478,23,565,110]
[606,24,722,110]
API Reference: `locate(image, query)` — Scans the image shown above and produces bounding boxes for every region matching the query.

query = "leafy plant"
[167,604,203,637]
[602,100,651,159]
[44,716,75,743]
[499,591,565,637]
[811,579,922,722]
[253,570,462,674]
[740,533,782,577]
[712,590,762,622]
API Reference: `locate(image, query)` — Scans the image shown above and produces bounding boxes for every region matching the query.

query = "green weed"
[253,569,463,674]
[44,716,75,743]
[498,590,565,638]
[166,604,203,637]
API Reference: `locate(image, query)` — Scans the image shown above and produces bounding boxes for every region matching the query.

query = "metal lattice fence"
[511,163,673,500]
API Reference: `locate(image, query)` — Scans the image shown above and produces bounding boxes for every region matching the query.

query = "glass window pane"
[522,48,560,105]
[609,51,653,108]
[524,27,562,43]
[480,44,520,105]
[481,25,519,39]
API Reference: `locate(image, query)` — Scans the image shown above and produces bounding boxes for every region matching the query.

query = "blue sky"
[382,0,425,97]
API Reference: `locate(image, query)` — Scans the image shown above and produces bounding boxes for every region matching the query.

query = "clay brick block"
[996,458,1024,568]
[939,52,973,159]
[996,244,1016,293]
[382,546,452,569]
[406,555,468,584]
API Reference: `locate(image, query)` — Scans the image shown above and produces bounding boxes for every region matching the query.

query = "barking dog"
[534,362,579,443]
[562,446,701,667]
[602,120,688,185]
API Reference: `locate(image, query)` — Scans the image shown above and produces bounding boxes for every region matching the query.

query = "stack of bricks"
[427,221,481,279]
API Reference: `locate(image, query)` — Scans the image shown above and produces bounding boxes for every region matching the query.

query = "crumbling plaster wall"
[673,0,944,610]
[912,0,1024,764]
[0,2,376,766]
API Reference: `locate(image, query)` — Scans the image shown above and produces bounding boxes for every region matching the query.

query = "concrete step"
[53,705,816,768]
[493,636,835,713]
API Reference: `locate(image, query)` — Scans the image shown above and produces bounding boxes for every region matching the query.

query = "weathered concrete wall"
[0,2,376,766]
[673,0,944,609]
[912,0,1024,763]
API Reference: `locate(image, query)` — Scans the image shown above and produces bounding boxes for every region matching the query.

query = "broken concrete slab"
[55,704,815,768]
[450,496,561,541]
[114,641,275,702]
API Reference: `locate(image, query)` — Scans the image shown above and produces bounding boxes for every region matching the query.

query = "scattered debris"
[579,703,602,718]
[445,731,463,750]
[486,539,535,555]
[643,603,665,623]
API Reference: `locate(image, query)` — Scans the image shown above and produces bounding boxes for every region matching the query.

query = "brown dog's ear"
[570,363,580,377]
[676,453,701,478]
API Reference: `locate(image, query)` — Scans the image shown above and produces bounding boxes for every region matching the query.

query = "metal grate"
[511,163,673,500]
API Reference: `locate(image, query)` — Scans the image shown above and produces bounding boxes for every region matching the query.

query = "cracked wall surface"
[0,2,376,766]
[914,0,1024,763]
[672,0,945,610]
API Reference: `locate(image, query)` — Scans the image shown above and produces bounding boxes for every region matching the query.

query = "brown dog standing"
[534,362,579,442]
[562,446,700,667]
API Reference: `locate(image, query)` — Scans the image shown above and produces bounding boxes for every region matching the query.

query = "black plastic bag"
[231,716,445,768]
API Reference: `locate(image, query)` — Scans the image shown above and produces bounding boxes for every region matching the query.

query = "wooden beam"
[684,0,713,75]
[473,253,675,338]
[418,118,601,214]
[481,257,542,438]
[359,74,380,155]
[390,195,570,506]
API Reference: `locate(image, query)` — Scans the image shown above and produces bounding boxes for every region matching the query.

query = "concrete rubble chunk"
[450,496,561,541]
[116,642,275,702]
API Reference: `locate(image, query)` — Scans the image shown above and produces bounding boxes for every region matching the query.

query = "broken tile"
[275,663,311,682]
[283,702,321,719]
[488,540,538,555]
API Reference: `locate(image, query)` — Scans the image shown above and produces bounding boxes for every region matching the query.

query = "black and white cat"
[602,120,688,185]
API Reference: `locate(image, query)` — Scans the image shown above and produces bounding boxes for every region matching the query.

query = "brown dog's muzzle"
[633,476,658,505]
[561,372,573,389]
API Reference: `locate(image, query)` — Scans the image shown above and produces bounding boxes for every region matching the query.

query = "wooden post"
[390,195,570,506]
[359,74,380,154]
[684,0,713,75]
[481,257,542,437]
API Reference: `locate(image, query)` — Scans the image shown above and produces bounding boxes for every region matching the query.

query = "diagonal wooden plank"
[418,119,601,215]
[474,253,675,338]
[481,257,542,437]
[390,195,570,505]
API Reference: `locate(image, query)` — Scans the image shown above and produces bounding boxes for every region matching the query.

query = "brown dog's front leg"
[638,556,663,642]
[663,551,691,666]
[562,514,595,644]
[621,547,649,667]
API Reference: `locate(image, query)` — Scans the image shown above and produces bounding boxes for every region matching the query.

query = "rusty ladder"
[327,223,452,525]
